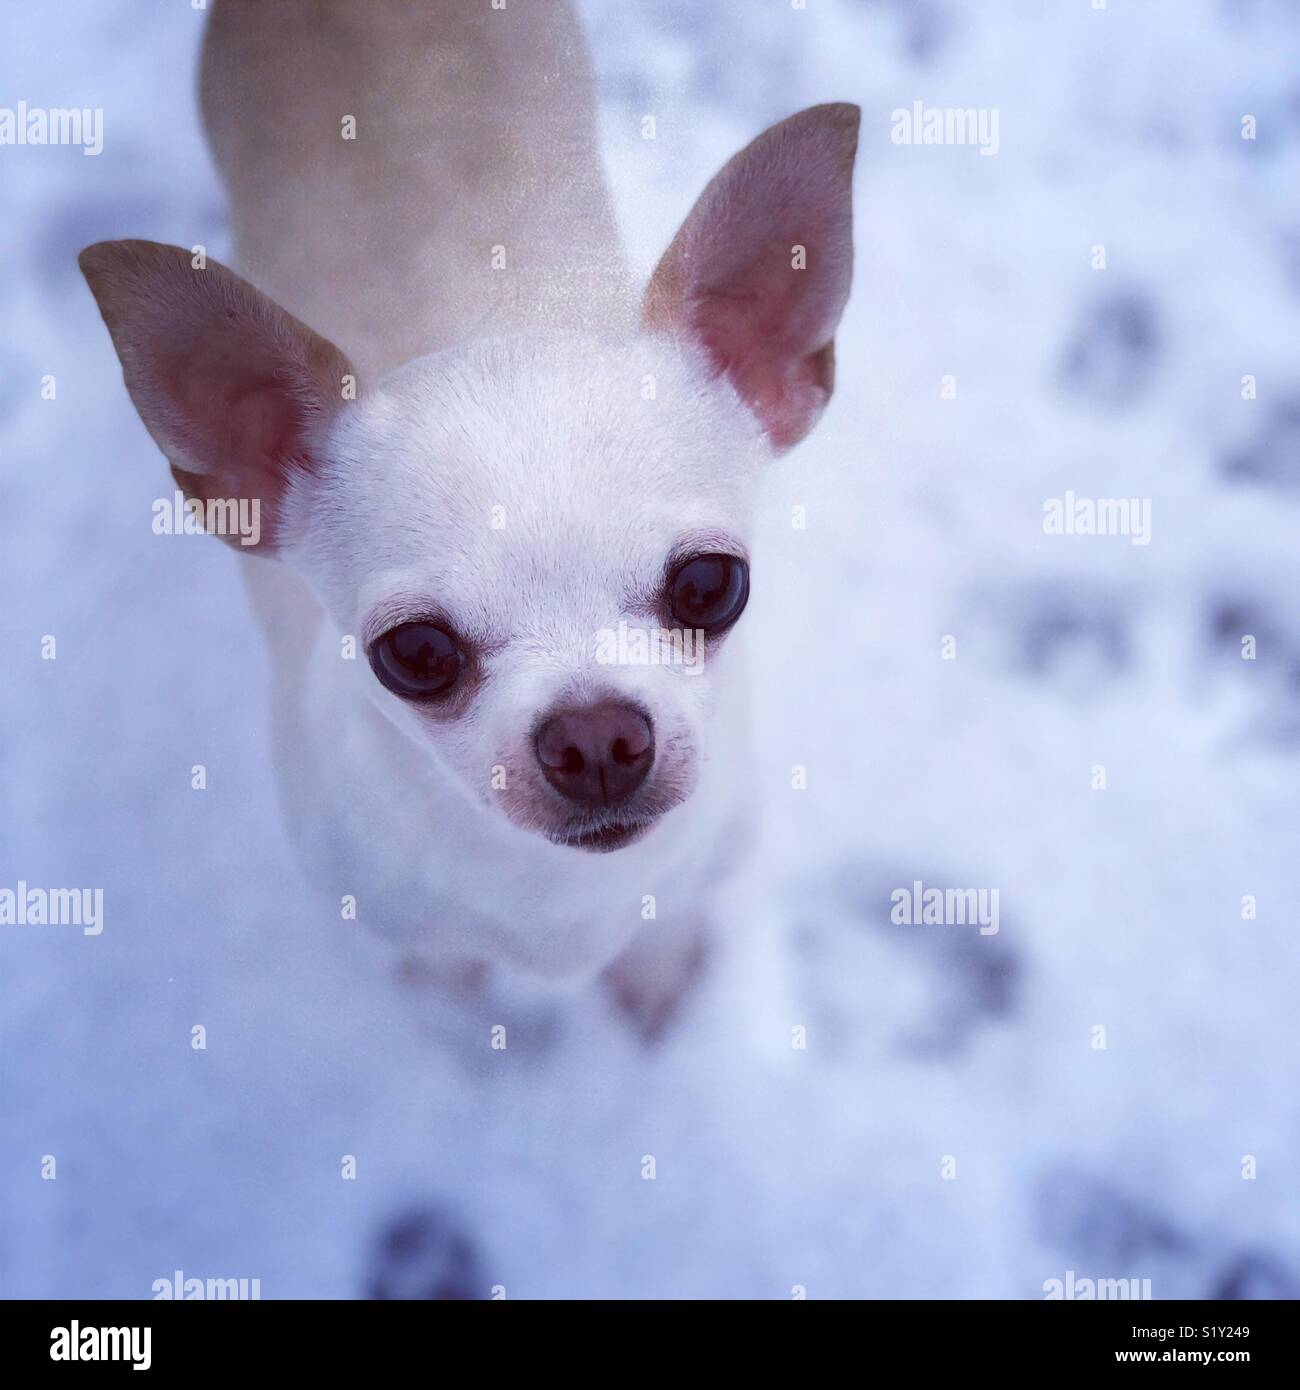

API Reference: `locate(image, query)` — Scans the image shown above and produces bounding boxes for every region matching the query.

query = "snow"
[2,0,1298,1298]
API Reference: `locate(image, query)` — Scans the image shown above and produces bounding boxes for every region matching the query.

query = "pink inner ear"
[227,380,304,470]
[80,240,354,552]
[159,344,304,484]
[738,343,836,454]
[691,287,837,453]
[642,103,858,453]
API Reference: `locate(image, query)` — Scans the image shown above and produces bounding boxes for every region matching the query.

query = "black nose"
[534,703,654,807]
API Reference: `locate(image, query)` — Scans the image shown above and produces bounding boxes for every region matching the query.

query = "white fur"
[278,333,764,978]
[82,0,857,998]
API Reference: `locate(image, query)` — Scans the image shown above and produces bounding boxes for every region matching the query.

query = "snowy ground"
[2,0,1299,1298]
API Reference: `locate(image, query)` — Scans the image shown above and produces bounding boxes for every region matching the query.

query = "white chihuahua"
[80,0,858,1024]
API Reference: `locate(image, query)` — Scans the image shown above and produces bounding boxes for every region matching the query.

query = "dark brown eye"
[369,622,464,700]
[668,553,749,633]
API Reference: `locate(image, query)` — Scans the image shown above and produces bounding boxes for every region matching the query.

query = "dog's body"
[199,0,633,378]
[201,0,743,988]
[81,0,858,1010]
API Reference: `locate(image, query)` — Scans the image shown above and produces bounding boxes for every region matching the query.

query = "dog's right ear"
[79,240,352,554]
[643,103,858,455]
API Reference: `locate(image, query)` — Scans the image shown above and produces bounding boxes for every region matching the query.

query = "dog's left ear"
[643,102,859,454]
[78,239,352,554]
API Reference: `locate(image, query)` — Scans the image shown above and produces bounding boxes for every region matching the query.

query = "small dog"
[80,0,857,1021]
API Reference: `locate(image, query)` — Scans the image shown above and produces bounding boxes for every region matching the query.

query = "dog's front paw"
[603,925,709,1043]
[366,1205,484,1300]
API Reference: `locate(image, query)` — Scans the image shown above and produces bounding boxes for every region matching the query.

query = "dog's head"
[80,104,858,852]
